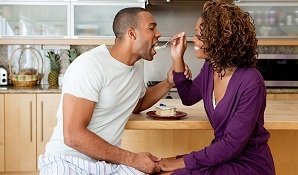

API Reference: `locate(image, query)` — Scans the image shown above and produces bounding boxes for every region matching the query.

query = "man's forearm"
[133,79,174,113]
[147,79,174,101]
[65,128,159,173]
[65,126,135,165]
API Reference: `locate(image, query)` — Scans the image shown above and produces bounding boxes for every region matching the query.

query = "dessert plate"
[146,111,187,120]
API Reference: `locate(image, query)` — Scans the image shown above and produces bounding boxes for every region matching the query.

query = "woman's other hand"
[170,32,187,72]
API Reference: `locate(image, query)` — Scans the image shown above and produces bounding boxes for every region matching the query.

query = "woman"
[156,0,275,174]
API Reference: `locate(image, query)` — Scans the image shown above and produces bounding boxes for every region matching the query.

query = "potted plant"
[67,48,80,64]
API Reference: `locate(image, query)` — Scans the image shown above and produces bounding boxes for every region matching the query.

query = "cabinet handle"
[30,101,32,142]
[41,101,44,142]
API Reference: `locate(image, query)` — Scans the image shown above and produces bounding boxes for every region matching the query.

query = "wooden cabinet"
[0,94,4,172]
[36,94,61,161]
[275,94,298,99]
[5,94,37,171]
[267,93,298,99]
[4,93,60,172]
[268,130,298,175]
[267,93,276,99]
[122,130,214,158]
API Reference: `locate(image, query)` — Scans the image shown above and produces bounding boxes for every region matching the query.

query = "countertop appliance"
[147,81,180,99]
[0,66,8,86]
[257,54,298,87]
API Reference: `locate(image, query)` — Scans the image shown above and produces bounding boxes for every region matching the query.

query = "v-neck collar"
[209,67,240,113]
[205,64,245,128]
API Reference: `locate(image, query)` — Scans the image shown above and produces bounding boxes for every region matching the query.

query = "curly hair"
[200,0,258,74]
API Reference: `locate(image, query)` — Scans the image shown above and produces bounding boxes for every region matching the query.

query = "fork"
[154,36,180,50]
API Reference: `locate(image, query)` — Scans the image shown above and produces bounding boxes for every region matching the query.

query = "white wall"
[144,42,205,83]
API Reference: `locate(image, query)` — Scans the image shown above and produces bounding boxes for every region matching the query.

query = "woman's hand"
[170,32,187,73]
[170,32,187,61]
[157,157,186,172]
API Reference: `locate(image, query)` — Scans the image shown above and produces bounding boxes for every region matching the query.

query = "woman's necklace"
[218,67,236,80]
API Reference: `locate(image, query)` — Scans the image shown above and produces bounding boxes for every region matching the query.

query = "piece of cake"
[156,104,176,116]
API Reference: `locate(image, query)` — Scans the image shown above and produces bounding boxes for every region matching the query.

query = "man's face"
[134,11,161,61]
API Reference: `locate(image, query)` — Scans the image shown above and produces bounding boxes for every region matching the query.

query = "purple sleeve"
[183,81,266,170]
[173,63,209,106]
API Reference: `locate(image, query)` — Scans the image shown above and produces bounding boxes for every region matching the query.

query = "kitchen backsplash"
[0,45,102,84]
[0,44,297,85]
[258,45,297,54]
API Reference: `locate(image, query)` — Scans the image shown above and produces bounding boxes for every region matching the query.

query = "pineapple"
[67,48,80,64]
[46,50,61,86]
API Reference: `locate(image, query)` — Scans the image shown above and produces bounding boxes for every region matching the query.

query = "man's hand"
[151,171,173,175]
[131,152,161,174]
[183,64,192,80]
[167,64,192,84]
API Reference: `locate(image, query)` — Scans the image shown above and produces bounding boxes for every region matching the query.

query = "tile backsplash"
[0,44,297,85]
[0,45,99,84]
[258,45,297,54]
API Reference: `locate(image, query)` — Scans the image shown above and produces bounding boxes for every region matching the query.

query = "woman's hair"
[200,0,258,74]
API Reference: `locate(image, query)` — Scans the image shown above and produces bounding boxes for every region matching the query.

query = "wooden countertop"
[1,85,298,94]
[1,86,297,130]
[126,99,298,130]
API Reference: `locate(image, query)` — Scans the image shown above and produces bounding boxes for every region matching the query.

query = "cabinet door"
[234,1,298,38]
[36,94,61,160]
[266,94,276,99]
[276,94,298,99]
[0,94,4,172]
[71,1,145,37]
[4,94,37,172]
[0,1,70,38]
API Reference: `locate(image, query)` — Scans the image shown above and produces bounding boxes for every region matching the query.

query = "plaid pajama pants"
[38,154,147,175]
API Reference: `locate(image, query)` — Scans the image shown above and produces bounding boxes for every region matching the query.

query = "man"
[38,7,189,175]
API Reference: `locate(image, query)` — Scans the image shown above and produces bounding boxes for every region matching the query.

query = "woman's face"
[192,17,208,59]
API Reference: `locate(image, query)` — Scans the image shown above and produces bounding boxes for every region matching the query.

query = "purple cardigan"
[172,62,275,175]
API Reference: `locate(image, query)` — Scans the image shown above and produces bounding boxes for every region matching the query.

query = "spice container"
[295,11,298,25]
[286,15,292,25]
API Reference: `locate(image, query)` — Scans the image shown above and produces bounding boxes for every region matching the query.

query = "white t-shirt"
[45,45,146,162]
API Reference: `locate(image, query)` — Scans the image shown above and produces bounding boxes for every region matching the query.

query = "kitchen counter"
[1,85,298,130]
[122,100,298,175]
[0,85,62,94]
[1,86,297,174]
[0,85,298,94]
[126,99,298,130]
[266,88,298,94]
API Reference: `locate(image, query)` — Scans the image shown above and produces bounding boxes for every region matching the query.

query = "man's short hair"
[113,7,148,39]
